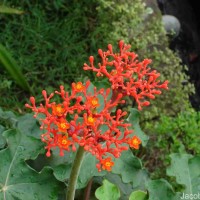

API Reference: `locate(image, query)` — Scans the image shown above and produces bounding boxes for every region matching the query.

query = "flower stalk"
[66,146,85,200]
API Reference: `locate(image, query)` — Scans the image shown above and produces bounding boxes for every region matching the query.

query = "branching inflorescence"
[26,40,168,171]
[84,40,168,110]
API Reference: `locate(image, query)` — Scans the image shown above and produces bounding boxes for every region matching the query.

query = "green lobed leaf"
[0,44,32,92]
[27,148,76,182]
[76,153,106,189]
[104,173,134,200]
[0,107,18,128]
[147,179,180,200]
[95,179,120,200]
[0,129,63,200]
[17,113,43,139]
[129,190,148,200]
[53,163,72,182]
[29,146,106,189]
[0,108,42,139]
[112,149,149,189]
[167,153,200,194]
[51,151,106,189]
[127,108,149,146]
[47,149,75,183]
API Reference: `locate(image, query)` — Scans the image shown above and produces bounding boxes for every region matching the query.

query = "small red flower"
[57,118,70,132]
[72,82,85,92]
[88,97,100,108]
[128,135,141,149]
[101,157,114,171]
[52,104,65,116]
[58,135,71,150]
[86,115,96,126]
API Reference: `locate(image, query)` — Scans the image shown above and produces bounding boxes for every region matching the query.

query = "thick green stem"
[66,146,85,200]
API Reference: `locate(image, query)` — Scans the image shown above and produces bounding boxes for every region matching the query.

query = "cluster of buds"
[84,40,168,110]
[26,41,168,171]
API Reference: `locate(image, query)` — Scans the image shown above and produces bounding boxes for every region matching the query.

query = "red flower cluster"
[83,40,169,110]
[26,41,168,171]
[25,80,139,171]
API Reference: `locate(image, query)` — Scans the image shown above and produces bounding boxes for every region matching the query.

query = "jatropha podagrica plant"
[25,40,168,172]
